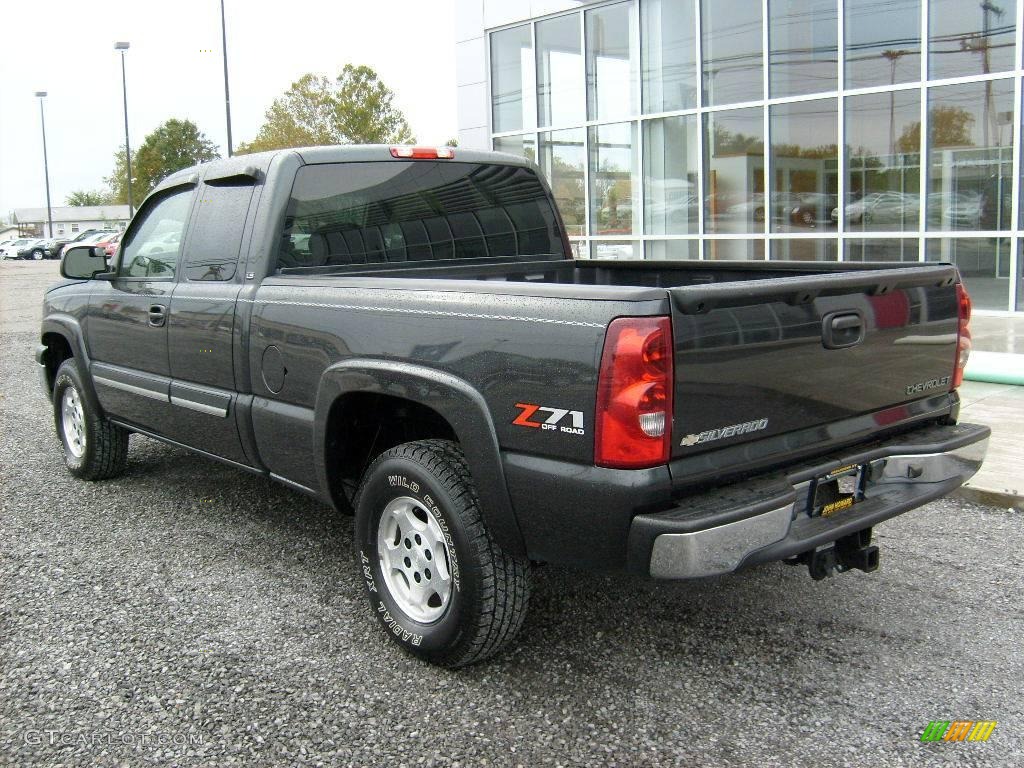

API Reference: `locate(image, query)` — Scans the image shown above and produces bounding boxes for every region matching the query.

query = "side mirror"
[61,245,112,280]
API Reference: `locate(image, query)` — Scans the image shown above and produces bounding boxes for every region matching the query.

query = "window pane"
[493,134,537,163]
[539,129,586,237]
[702,0,763,106]
[771,239,839,260]
[769,0,838,98]
[1018,241,1023,311]
[844,238,920,262]
[119,188,193,278]
[641,0,698,113]
[703,107,765,233]
[705,239,766,259]
[846,91,922,232]
[586,3,636,121]
[645,240,699,259]
[845,0,921,89]
[491,26,535,133]
[644,115,700,235]
[927,80,1015,232]
[537,14,584,127]
[185,181,254,281]
[589,122,638,236]
[929,0,1017,79]
[593,241,639,259]
[770,98,838,232]
[926,238,1010,310]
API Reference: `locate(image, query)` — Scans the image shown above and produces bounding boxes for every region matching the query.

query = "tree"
[106,119,219,203]
[896,106,975,154]
[66,189,113,206]
[237,64,415,154]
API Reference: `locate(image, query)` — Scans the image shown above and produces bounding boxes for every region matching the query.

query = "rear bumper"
[627,422,989,579]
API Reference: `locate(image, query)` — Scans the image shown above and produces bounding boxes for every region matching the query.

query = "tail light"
[951,283,972,390]
[595,317,674,469]
[390,146,455,159]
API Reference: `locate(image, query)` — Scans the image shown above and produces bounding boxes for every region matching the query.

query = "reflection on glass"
[539,129,585,237]
[642,0,698,112]
[646,240,699,260]
[769,0,838,97]
[491,25,535,133]
[493,134,537,163]
[1018,241,1023,311]
[589,122,638,236]
[927,80,1014,231]
[845,0,921,89]
[929,0,1017,79]
[771,239,839,261]
[705,239,765,260]
[644,115,699,235]
[537,14,584,127]
[586,3,636,121]
[926,238,1010,310]
[844,239,920,261]
[702,0,763,106]
[593,241,639,260]
[770,98,838,232]
[846,91,921,232]
[703,107,764,233]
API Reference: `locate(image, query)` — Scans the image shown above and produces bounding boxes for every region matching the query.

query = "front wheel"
[353,440,531,667]
[53,359,129,480]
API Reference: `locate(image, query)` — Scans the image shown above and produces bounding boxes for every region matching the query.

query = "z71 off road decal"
[512,403,585,435]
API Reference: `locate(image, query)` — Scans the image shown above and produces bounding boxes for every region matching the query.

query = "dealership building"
[455,0,1024,312]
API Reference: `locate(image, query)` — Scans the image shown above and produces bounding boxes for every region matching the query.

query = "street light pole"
[220,0,234,156]
[34,91,54,239]
[115,41,134,217]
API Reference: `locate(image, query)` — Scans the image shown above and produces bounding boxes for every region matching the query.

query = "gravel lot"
[1,259,1021,767]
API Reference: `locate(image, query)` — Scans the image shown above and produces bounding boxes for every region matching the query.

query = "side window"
[184,180,255,281]
[118,187,193,278]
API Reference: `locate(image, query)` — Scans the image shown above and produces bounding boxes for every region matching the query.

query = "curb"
[953,485,1023,510]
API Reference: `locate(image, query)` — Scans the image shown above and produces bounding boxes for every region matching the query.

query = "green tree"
[896,106,975,154]
[237,64,415,154]
[106,119,219,203]
[65,189,113,206]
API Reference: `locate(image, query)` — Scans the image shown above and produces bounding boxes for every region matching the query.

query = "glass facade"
[488,0,1024,311]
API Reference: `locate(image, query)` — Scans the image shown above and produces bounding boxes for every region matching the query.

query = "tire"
[354,439,531,668]
[53,359,129,480]
[31,249,43,261]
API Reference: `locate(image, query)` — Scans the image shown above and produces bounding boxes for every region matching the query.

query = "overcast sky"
[0,0,458,219]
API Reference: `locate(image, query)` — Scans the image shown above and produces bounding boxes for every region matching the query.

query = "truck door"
[163,173,258,463]
[86,184,196,434]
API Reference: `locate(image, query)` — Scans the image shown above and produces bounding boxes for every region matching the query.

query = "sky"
[0,0,459,219]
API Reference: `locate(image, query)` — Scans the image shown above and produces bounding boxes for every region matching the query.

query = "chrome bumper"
[632,423,989,580]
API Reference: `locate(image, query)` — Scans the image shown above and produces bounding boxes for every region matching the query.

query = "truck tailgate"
[668,265,961,459]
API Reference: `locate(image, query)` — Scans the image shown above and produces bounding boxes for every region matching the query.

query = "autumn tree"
[106,119,219,203]
[896,106,975,154]
[237,64,415,153]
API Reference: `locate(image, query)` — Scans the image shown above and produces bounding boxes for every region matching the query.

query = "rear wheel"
[353,439,531,667]
[53,359,129,480]
[31,249,44,261]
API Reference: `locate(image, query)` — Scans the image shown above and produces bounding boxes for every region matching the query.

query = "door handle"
[148,304,167,327]
[822,311,864,349]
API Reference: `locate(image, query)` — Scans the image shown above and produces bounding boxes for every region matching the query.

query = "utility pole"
[34,91,54,239]
[115,42,134,217]
[220,0,234,156]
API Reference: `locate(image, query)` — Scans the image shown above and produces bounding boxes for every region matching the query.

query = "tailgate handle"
[822,311,864,349]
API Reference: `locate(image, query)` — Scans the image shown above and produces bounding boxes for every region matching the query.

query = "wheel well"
[41,332,74,393]
[324,393,457,512]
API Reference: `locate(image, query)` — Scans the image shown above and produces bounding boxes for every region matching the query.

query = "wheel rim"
[376,496,453,623]
[33,251,42,260]
[61,386,86,458]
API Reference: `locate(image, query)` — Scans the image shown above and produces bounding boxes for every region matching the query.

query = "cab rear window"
[278,161,564,270]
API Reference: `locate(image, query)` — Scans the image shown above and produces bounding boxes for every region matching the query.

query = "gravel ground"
[1,260,1022,766]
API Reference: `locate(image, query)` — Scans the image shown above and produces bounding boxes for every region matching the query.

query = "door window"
[184,180,254,281]
[118,188,194,278]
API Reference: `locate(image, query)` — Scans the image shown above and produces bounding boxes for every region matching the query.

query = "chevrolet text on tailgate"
[38,145,989,667]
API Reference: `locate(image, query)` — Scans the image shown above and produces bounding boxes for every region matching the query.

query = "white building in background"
[13,205,130,238]
[455,0,1024,313]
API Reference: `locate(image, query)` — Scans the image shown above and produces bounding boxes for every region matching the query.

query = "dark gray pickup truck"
[38,145,988,667]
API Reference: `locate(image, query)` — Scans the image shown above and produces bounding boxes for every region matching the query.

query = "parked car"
[58,230,117,258]
[789,193,839,227]
[2,238,43,260]
[94,231,123,258]
[39,146,988,667]
[20,239,51,260]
